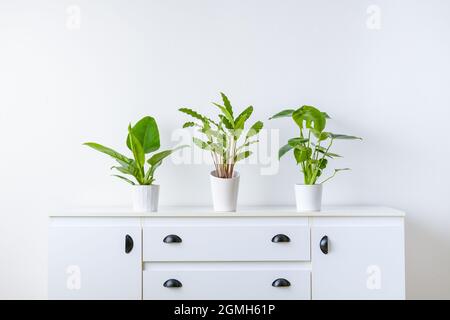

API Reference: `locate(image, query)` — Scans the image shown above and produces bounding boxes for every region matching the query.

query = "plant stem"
[320,170,338,184]
[312,138,334,183]
[231,135,237,177]
[211,152,219,175]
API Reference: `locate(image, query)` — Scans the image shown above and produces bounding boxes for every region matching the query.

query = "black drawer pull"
[163,235,182,243]
[272,278,291,287]
[320,235,328,254]
[125,234,133,254]
[164,279,182,288]
[271,234,291,243]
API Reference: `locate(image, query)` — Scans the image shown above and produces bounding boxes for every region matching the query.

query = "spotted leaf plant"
[84,116,186,185]
[179,93,264,178]
[270,106,361,185]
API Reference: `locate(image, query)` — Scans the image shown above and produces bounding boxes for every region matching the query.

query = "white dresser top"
[50,206,405,218]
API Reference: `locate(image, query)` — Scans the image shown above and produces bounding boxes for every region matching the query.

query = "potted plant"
[270,106,361,212]
[84,116,186,212]
[179,92,263,212]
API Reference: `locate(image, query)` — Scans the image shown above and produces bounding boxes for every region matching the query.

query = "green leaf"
[179,108,219,127]
[326,133,362,140]
[220,92,234,119]
[147,150,173,167]
[147,145,188,167]
[111,166,132,175]
[83,142,133,165]
[234,106,253,130]
[127,125,145,170]
[246,121,263,139]
[179,108,206,122]
[219,114,233,130]
[234,150,252,162]
[111,175,136,185]
[146,161,160,182]
[318,158,328,169]
[207,129,223,140]
[315,146,341,158]
[112,160,141,180]
[199,119,212,138]
[237,139,259,151]
[126,116,160,154]
[192,137,211,150]
[288,137,309,147]
[294,147,312,163]
[278,143,294,159]
[212,102,234,127]
[208,130,228,147]
[115,158,131,168]
[311,129,330,141]
[192,138,223,154]
[210,142,226,154]
[292,106,327,132]
[182,122,196,128]
[269,109,295,120]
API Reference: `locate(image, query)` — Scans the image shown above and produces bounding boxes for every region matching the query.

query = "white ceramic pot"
[132,185,159,212]
[210,170,240,212]
[295,184,323,212]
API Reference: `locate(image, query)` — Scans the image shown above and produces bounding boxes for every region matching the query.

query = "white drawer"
[143,217,310,262]
[143,262,311,300]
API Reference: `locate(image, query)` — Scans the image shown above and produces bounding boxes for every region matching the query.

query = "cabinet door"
[49,218,141,300]
[311,219,405,300]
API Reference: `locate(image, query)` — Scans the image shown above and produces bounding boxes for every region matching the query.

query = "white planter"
[295,184,323,212]
[210,170,240,212]
[132,185,159,212]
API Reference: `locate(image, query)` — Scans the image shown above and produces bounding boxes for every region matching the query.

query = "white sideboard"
[48,206,405,300]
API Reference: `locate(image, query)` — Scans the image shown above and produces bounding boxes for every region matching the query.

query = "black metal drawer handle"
[272,278,291,287]
[125,235,133,254]
[271,234,291,243]
[320,235,328,254]
[164,279,182,288]
[163,235,182,243]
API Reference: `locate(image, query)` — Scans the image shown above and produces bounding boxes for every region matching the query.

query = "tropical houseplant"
[270,106,361,211]
[179,92,263,211]
[84,116,185,212]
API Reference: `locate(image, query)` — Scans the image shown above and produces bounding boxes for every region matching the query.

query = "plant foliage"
[84,116,186,185]
[179,93,263,178]
[270,106,361,185]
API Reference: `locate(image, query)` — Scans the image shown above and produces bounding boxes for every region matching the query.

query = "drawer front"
[143,218,310,262]
[143,262,311,300]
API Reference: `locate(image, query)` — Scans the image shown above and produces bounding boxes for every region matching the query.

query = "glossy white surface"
[143,217,310,262]
[48,218,142,300]
[132,185,159,212]
[295,184,323,212]
[311,220,405,299]
[143,262,311,300]
[51,206,405,217]
[210,170,240,212]
[49,210,405,300]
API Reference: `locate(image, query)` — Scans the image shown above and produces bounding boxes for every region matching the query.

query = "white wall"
[1,0,449,299]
